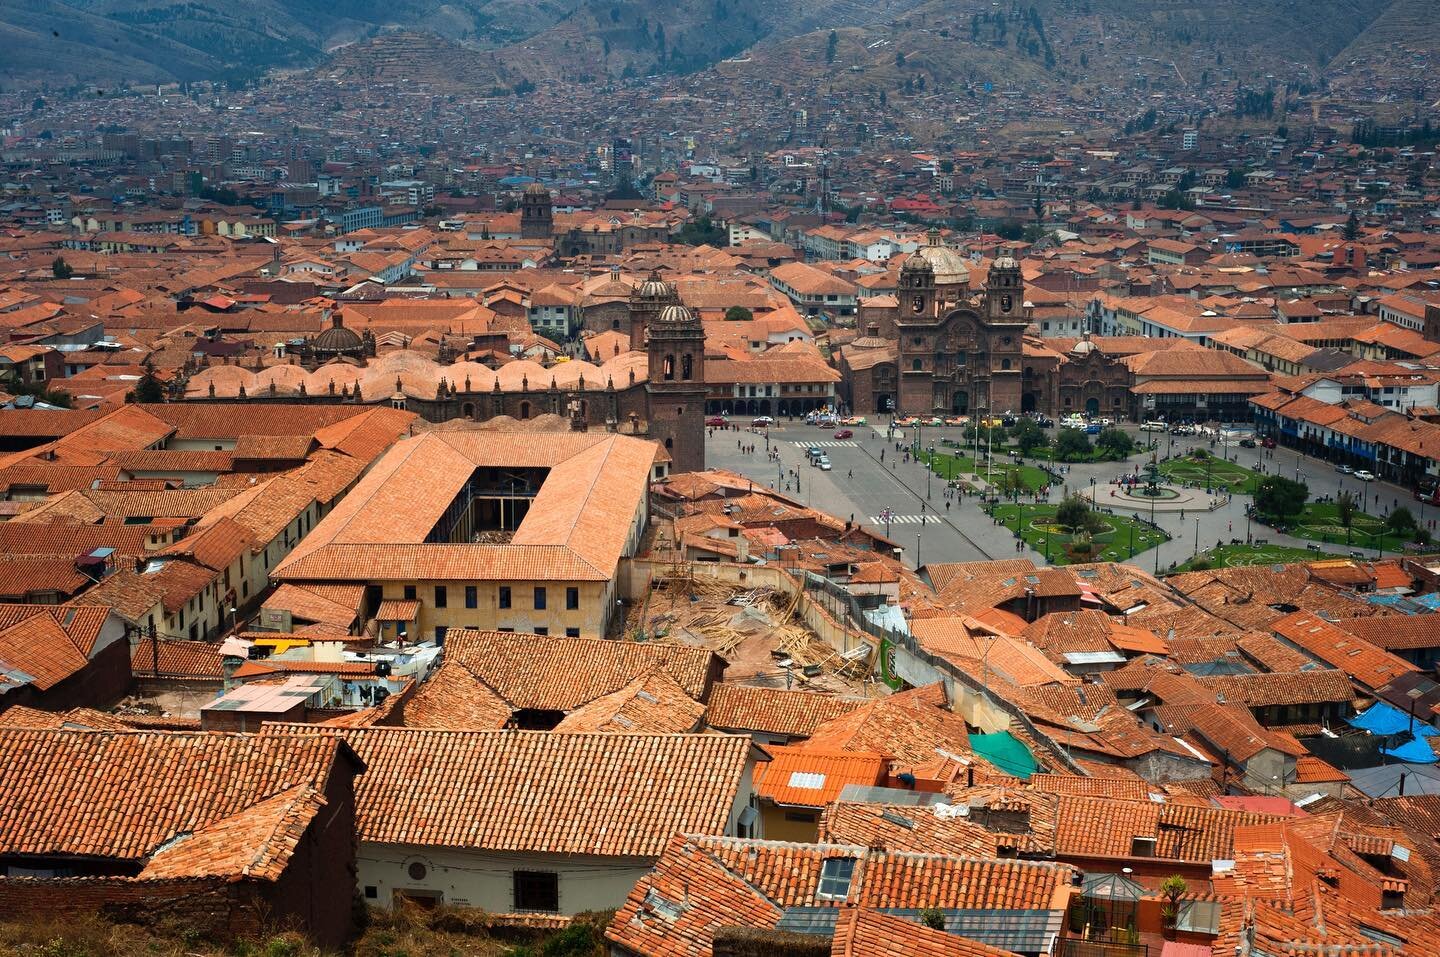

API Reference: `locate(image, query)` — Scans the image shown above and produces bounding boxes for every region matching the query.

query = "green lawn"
[1280,502,1424,553]
[921,449,1052,492]
[987,503,1171,566]
[1159,452,1263,495]
[1170,543,1328,573]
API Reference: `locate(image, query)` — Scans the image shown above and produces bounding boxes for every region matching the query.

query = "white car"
[1336,463,1353,474]
[818,456,832,471]
[1354,470,1376,482]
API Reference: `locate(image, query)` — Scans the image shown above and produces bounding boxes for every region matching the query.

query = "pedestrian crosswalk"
[791,440,857,448]
[867,514,940,526]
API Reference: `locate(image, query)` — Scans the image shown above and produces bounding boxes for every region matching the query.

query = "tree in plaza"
[997,469,1028,499]
[1335,490,1359,532]
[1386,506,1417,537]
[1254,475,1308,520]
[1056,494,1101,533]
[1054,427,1092,461]
[1012,418,1046,457]
[724,306,753,322]
[1096,427,1135,460]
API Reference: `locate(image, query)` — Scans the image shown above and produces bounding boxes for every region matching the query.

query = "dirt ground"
[628,574,872,695]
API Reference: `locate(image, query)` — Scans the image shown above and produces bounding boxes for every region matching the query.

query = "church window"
[1001,359,1011,371]
[682,353,693,379]
[519,401,531,420]
[955,352,966,366]
[913,337,923,345]
[663,355,675,381]
[912,359,923,371]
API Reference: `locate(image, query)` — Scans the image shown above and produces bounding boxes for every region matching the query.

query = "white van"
[1141,421,1167,432]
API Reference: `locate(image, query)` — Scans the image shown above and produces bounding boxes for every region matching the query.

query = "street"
[704,420,1436,572]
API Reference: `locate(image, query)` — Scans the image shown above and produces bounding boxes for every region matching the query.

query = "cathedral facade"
[840,244,1130,419]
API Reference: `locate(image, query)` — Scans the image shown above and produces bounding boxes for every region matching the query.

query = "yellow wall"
[379,578,611,639]
[760,803,820,843]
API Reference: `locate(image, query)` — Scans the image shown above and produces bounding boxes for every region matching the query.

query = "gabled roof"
[0,729,351,864]
[705,684,866,738]
[443,629,721,711]
[261,726,758,858]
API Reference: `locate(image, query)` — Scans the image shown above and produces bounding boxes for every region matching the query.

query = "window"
[816,857,856,900]
[534,587,547,610]
[1176,901,1220,934]
[1130,836,1156,857]
[566,587,579,610]
[1001,358,1011,371]
[912,359,923,371]
[435,626,447,642]
[535,626,549,636]
[434,585,447,608]
[565,627,580,637]
[514,871,559,912]
[465,585,478,609]
[364,886,378,900]
[498,586,511,609]
[403,585,416,601]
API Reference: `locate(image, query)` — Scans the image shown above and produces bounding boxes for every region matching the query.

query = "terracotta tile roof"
[753,746,889,807]
[1195,669,1356,708]
[274,432,657,585]
[130,639,225,679]
[0,728,349,863]
[401,661,512,729]
[261,726,756,857]
[705,684,867,738]
[262,583,361,629]
[1053,794,1284,864]
[1027,773,1153,800]
[1332,613,1440,651]
[137,783,326,881]
[1271,611,1419,692]
[805,685,975,770]
[444,629,720,711]
[830,907,1019,957]
[552,671,705,733]
[821,792,1058,857]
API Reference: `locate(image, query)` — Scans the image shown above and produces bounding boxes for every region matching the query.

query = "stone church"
[839,238,1130,419]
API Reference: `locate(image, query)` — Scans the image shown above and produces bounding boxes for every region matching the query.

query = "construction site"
[625,560,877,696]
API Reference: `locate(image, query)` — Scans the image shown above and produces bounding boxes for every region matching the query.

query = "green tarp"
[968,731,1037,780]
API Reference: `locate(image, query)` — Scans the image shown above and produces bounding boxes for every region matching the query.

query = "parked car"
[751,416,774,427]
[1354,470,1376,482]
[944,415,969,426]
[806,447,823,461]
[817,455,832,471]
[834,429,854,440]
[1239,438,1257,448]
[1140,421,1167,433]
[1084,423,1102,435]
[1262,436,1277,449]
[1336,463,1353,474]
[1170,425,1193,435]
[1033,416,1054,428]
[705,416,728,427]
[841,416,867,426]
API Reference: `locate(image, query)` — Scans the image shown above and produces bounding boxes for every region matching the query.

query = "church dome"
[634,269,676,301]
[900,251,934,275]
[313,311,363,355]
[1071,332,1096,357]
[657,303,695,323]
[992,254,1020,271]
[917,241,969,286]
[523,182,551,196]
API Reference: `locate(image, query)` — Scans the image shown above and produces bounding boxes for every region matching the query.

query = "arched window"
[663,355,675,381]
[1001,358,1011,371]
[912,359,923,371]
[664,437,674,449]
[681,353,693,379]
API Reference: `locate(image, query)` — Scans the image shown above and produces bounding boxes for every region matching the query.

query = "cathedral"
[839,236,1130,419]
[181,272,709,473]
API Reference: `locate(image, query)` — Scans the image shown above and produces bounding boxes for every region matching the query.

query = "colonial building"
[840,245,1131,418]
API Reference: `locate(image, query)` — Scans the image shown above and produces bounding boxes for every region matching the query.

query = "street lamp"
[916,531,922,569]
[1194,518,1200,558]
[927,443,934,500]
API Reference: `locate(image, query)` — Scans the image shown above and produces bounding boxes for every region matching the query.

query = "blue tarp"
[1383,736,1439,764]
[1350,702,1438,737]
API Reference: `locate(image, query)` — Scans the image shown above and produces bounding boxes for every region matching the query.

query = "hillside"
[0,0,1432,91]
